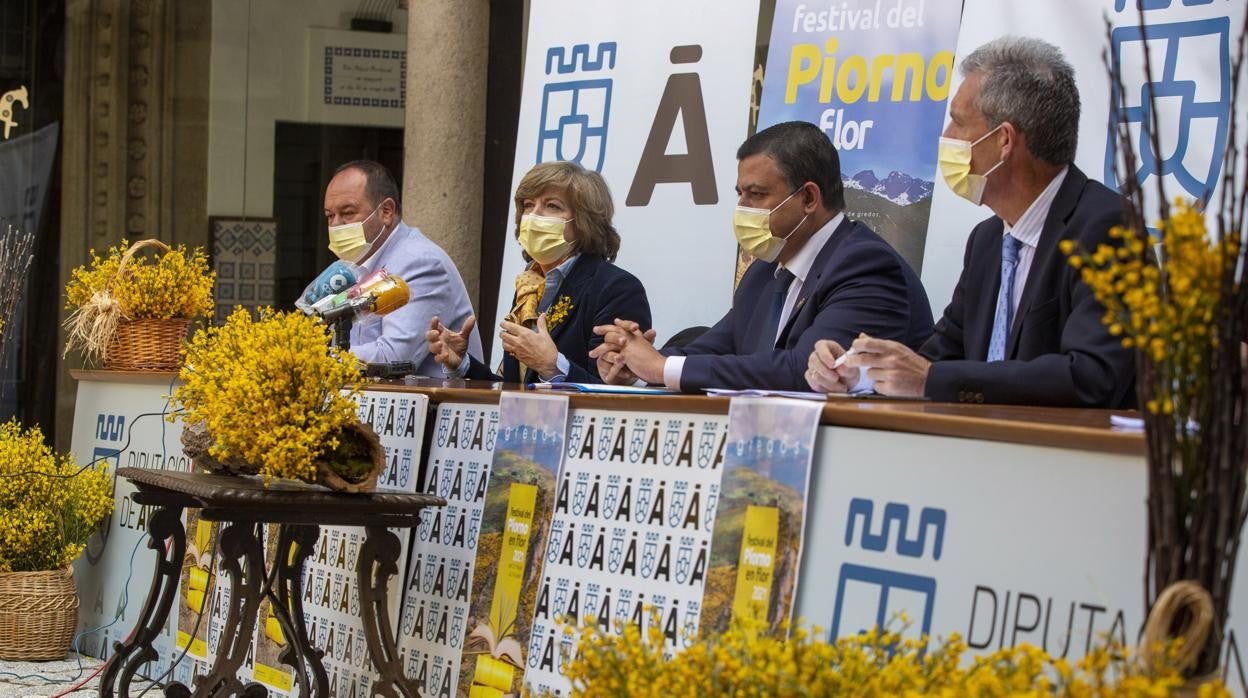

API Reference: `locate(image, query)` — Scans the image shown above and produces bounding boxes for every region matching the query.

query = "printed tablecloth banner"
[398,403,500,697]
[523,410,731,695]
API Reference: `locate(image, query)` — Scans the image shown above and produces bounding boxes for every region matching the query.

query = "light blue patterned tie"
[987,233,1022,362]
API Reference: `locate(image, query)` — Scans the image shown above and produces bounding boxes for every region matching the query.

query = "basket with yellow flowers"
[0,419,113,660]
[63,238,215,370]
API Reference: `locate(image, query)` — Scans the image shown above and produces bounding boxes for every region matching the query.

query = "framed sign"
[306,28,406,128]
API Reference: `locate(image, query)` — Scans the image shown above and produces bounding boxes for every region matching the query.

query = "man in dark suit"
[806,37,1135,408]
[590,121,933,393]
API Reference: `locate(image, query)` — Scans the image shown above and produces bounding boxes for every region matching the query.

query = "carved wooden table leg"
[100,505,186,698]
[268,523,329,696]
[185,522,267,697]
[358,526,418,698]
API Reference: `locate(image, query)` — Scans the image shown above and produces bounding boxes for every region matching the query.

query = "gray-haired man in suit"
[322,160,482,375]
[806,37,1135,408]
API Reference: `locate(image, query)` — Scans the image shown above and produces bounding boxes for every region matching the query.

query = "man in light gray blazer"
[323,160,481,376]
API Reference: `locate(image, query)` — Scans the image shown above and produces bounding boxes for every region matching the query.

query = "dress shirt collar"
[534,253,580,311]
[1002,166,1068,249]
[531,253,580,287]
[779,212,843,284]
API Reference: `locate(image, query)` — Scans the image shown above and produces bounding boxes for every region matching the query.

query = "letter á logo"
[1104,17,1232,206]
[537,43,617,172]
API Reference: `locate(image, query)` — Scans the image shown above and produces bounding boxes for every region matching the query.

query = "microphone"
[296,261,360,313]
[312,269,411,322]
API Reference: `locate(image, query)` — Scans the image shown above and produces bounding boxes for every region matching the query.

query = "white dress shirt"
[663,213,844,391]
[1002,166,1068,312]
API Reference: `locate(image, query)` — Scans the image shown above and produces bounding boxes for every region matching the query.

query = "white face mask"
[938,124,1004,206]
[327,204,382,262]
[731,188,808,263]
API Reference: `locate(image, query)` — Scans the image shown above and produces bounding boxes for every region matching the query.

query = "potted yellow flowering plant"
[0,419,113,661]
[1062,16,1248,680]
[64,238,214,370]
[172,307,384,492]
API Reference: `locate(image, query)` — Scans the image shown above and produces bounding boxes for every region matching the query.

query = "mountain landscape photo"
[842,169,934,273]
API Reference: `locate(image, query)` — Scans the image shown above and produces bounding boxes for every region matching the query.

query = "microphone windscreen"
[298,261,360,311]
[370,276,410,316]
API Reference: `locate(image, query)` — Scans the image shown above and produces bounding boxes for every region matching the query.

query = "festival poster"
[251,525,296,694]
[700,397,819,636]
[523,411,731,697]
[462,393,569,698]
[175,511,220,661]
[396,403,499,697]
[757,0,963,272]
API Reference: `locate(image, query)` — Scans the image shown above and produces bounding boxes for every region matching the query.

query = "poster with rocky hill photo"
[700,397,819,636]
[461,393,568,698]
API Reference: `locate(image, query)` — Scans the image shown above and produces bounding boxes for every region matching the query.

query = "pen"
[831,347,858,370]
[527,382,554,389]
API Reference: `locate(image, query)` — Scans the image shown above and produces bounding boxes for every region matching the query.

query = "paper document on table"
[1110,414,1145,430]
[704,388,828,401]
[528,382,678,395]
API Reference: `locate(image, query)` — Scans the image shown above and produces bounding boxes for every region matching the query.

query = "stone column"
[403,0,490,306]
[56,0,209,449]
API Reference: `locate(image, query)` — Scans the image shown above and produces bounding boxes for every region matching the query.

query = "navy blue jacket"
[921,166,1136,407]
[467,254,652,384]
[663,217,933,392]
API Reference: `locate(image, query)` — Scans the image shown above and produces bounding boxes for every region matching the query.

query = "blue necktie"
[755,268,795,352]
[987,233,1023,362]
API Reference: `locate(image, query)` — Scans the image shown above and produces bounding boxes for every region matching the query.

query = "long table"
[67,371,1248,694]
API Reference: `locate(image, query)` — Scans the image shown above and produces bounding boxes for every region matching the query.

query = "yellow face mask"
[328,204,381,262]
[938,124,1004,206]
[732,188,807,263]
[518,214,574,265]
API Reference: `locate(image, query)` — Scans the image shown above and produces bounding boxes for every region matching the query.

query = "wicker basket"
[101,239,192,371]
[0,567,79,661]
[104,317,191,371]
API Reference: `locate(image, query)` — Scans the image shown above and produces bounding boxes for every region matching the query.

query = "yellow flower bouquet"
[0,419,113,573]
[0,419,113,660]
[172,307,383,491]
[559,616,1224,697]
[63,238,215,369]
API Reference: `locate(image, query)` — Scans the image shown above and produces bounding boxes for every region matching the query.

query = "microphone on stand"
[310,270,412,350]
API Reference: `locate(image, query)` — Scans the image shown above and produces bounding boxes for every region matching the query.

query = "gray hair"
[961,36,1079,166]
